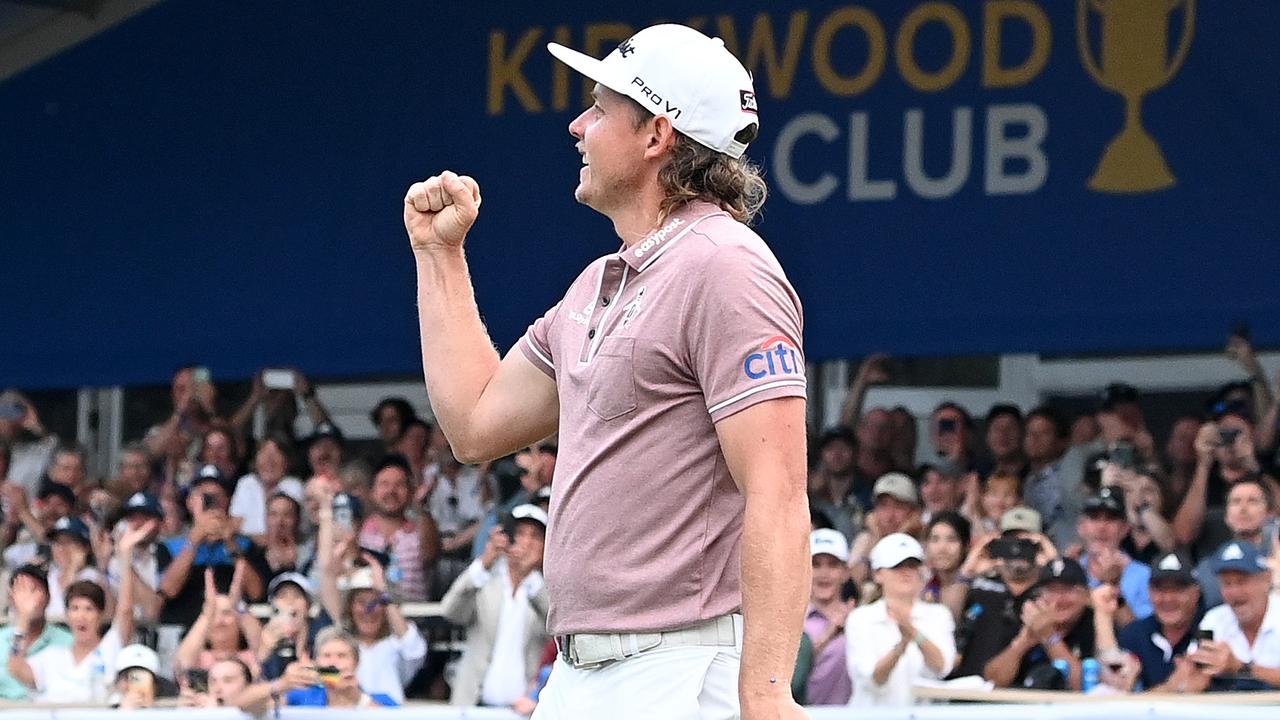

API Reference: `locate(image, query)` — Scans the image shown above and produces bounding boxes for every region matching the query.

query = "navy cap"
[1100,383,1140,410]
[1084,485,1126,518]
[36,480,77,508]
[190,464,233,493]
[123,491,163,519]
[308,421,345,445]
[1038,558,1088,588]
[1149,551,1197,586]
[1213,541,1269,575]
[49,515,91,545]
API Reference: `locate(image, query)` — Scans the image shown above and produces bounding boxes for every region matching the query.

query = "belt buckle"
[557,635,573,664]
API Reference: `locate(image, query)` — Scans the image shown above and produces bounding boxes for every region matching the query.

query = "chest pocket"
[586,336,637,421]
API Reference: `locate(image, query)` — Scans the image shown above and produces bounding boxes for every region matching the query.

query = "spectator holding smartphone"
[113,644,166,709]
[256,573,325,681]
[0,390,59,495]
[158,464,267,627]
[1099,551,1206,692]
[7,519,151,702]
[1191,541,1280,689]
[281,627,398,707]
[442,504,549,708]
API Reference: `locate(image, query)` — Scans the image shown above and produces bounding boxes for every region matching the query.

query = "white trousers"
[531,645,742,720]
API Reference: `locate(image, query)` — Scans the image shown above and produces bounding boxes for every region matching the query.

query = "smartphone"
[1218,428,1241,447]
[1192,628,1214,667]
[202,491,219,512]
[262,368,295,390]
[938,418,958,434]
[186,668,209,694]
[1108,442,1136,469]
[193,366,211,385]
[1232,321,1251,343]
[315,665,341,687]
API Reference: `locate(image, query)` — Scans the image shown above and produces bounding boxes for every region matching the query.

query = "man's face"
[819,440,854,476]
[266,496,299,538]
[568,84,652,214]
[1023,416,1063,464]
[209,660,248,703]
[873,495,916,534]
[1079,511,1127,550]
[508,520,547,573]
[1225,483,1268,536]
[371,467,410,517]
[1150,581,1200,629]
[920,469,963,514]
[49,452,85,487]
[810,554,850,604]
[202,432,235,469]
[308,438,342,476]
[119,451,150,491]
[1219,570,1271,627]
[986,415,1023,461]
[857,409,892,453]
[1039,582,1089,626]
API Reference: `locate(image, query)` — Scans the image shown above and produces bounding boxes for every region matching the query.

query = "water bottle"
[1052,659,1070,684]
[1081,657,1102,693]
[89,649,107,702]
[385,547,403,589]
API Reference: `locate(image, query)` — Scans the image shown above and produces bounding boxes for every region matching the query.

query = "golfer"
[404,24,808,719]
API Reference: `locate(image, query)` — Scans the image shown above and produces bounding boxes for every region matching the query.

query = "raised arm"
[175,570,218,671]
[405,172,559,464]
[716,397,809,719]
[112,519,156,643]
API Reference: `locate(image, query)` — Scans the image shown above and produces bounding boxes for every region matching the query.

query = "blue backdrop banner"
[2,0,1277,388]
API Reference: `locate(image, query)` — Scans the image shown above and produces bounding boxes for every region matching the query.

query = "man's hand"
[1166,656,1213,693]
[1194,423,1219,464]
[1189,639,1242,677]
[1227,334,1264,375]
[855,354,890,386]
[278,661,321,691]
[1091,583,1120,618]
[1021,598,1055,642]
[118,519,158,557]
[404,171,482,251]
[1089,546,1128,585]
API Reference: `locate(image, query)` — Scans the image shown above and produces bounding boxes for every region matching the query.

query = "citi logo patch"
[740,90,758,114]
[744,335,800,379]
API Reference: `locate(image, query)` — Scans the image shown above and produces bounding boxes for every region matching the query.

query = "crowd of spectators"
[2,333,1278,712]
[0,367,554,713]
[798,336,1280,706]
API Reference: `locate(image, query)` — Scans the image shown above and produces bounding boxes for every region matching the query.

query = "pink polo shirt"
[520,200,806,635]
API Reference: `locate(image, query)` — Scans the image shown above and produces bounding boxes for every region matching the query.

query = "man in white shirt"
[1192,541,1280,689]
[441,504,549,708]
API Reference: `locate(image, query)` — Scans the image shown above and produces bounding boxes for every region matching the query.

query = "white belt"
[556,614,742,670]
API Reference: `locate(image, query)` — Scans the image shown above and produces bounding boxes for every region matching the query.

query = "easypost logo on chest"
[633,216,685,259]
[744,336,801,380]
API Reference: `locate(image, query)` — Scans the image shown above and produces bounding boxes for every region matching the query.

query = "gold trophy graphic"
[1077,0,1195,193]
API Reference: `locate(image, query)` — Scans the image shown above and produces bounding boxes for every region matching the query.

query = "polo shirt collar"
[619,201,726,273]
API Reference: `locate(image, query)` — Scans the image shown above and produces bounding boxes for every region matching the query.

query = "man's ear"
[644,115,678,159]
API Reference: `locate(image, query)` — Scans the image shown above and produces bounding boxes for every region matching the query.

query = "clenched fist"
[404,171,482,251]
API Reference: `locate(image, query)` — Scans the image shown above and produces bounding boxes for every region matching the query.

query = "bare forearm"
[984,632,1035,687]
[415,249,502,459]
[160,544,197,599]
[176,615,211,669]
[7,655,34,688]
[839,377,871,429]
[1095,613,1119,652]
[1172,463,1210,545]
[917,636,947,675]
[872,643,907,686]
[739,495,810,706]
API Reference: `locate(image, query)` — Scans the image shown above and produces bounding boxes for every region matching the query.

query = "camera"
[1107,442,1136,469]
[988,537,1038,561]
[185,668,209,694]
[1218,428,1241,447]
[938,418,958,434]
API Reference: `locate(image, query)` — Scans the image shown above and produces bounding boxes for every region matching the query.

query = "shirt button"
[588,329,596,339]
[601,297,610,306]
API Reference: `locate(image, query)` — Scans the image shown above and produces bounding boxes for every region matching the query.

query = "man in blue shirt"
[284,627,397,707]
[158,464,268,625]
[1114,551,1205,691]
[1079,485,1153,623]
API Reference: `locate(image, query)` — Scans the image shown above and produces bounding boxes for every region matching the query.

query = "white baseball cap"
[869,533,926,570]
[512,503,549,528]
[547,24,760,159]
[114,644,159,676]
[810,529,850,563]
